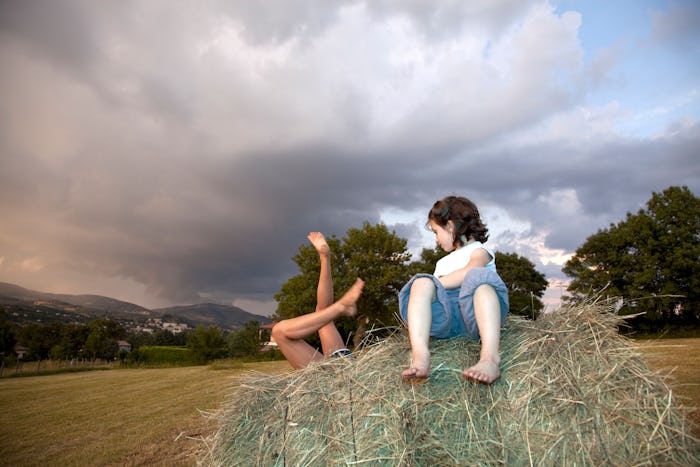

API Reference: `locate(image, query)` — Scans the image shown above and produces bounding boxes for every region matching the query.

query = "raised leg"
[272,278,364,369]
[402,277,435,381]
[272,232,363,369]
[462,284,502,384]
[307,232,346,356]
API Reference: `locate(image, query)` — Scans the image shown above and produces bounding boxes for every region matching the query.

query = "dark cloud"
[0,1,698,313]
[0,0,99,70]
[649,1,700,53]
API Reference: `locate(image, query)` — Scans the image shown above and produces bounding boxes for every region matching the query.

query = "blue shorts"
[398,268,509,339]
[330,348,351,358]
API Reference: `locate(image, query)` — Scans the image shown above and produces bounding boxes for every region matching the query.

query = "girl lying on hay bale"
[270,231,364,369]
[206,304,699,466]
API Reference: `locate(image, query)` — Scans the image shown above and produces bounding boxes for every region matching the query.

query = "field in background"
[1,359,117,377]
[1,360,292,466]
[1,340,697,466]
[635,337,700,435]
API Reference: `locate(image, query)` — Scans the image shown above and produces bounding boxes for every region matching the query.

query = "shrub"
[128,346,194,366]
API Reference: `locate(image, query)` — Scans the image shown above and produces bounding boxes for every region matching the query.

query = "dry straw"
[206,300,699,466]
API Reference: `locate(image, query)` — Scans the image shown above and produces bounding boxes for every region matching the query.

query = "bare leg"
[307,232,346,356]
[402,277,435,381]
[272,278,364,369]
[462,284,502,384]
[272,233,363,369]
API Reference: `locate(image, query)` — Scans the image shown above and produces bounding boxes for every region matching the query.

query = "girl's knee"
[474,284,497,298]
[271,321,288,341]
[408,278,437,304]
[411,277,436,294]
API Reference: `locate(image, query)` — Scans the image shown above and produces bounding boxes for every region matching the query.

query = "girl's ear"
[446,220,455,233]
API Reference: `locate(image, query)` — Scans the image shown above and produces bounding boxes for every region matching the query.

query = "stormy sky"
[1,0,698,315]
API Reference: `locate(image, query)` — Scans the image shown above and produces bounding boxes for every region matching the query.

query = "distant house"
[259,323,278,349]
[13,344,28,360]
[117,340,132,352]
[162,322,189,334]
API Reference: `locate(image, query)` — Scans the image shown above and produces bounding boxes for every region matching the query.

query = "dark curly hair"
[427,196,489,248]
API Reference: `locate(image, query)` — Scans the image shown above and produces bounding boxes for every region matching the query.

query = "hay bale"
[205,302,700,466]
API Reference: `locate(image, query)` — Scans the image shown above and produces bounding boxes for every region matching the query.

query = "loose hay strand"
[204,301,700,466]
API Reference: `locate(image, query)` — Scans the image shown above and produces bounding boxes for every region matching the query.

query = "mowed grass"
[635,337,700,437]
[2,339,698,466]
[1,360,292,467]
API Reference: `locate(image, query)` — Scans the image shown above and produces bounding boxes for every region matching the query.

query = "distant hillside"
[0,282,271,330]
[154,303,272,330]
[0,282,150,322]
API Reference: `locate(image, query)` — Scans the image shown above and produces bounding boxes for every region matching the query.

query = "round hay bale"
[205,301,700,466]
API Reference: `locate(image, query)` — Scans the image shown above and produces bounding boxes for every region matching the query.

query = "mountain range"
[0,282,272,330]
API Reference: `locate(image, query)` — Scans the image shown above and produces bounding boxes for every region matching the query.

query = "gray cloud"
[1,0,698,313]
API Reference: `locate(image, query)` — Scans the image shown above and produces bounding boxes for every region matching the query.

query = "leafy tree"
[152,329,186,346]
[407,245,447,276]
[274,222,413,344]
[342,222,413,326]
[187,325,228,364]
[18,322,64,360]
[563,186,700,331]
[50,324,90,360]
[84,320,125,360]
[0,320,15,358]
[123,331,154,350]
[228,320,261,357]
[496,252,548,319]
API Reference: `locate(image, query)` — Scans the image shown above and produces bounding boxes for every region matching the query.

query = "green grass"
[1,341,697,466]
[0,360,291,466]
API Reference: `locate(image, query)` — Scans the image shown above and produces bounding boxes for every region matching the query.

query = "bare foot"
[337,278,364,318]
[402,354,430,383]
[462,359,500,384]
[308,232,330,256]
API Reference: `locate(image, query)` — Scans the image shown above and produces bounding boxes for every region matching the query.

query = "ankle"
[411,347,430,364]
[480,352,500,365]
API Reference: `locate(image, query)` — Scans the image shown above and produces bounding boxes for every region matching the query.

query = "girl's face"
[429,220,455,252]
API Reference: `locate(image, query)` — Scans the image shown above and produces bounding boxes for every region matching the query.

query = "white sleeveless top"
[433,241,496,277]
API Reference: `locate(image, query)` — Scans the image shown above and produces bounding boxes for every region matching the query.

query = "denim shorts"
[398,267,509,339]
[330,348,351,357]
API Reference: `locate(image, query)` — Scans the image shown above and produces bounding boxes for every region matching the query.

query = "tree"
[18,322,64,360]
[563,186,700,332]
[342,222,413,326]
[0,320,16,359]
[51,324,90,360]
[187,325,228,364]
[84,319,125,360]
[407,245,447,276]
[228,320,261,357]
[152,329,186,346]
[496,252,548,319]
[274,222,413,344]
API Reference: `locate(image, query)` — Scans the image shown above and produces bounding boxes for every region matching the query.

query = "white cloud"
[17,257,45,273]
[0,0,697,312]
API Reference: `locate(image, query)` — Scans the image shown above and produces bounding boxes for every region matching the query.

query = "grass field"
[1,339,698,466]
[634,337,700,435]
[0,360,292,466]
